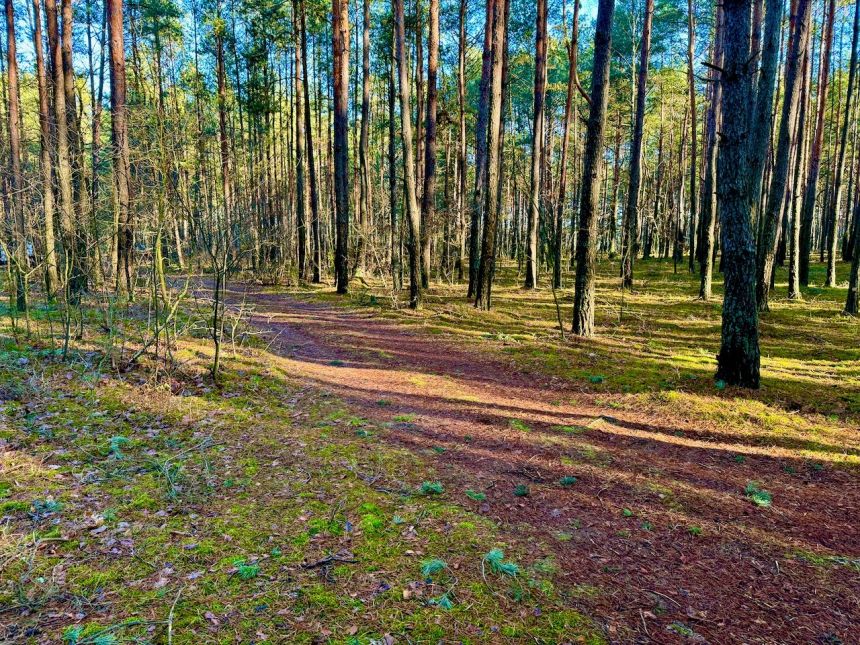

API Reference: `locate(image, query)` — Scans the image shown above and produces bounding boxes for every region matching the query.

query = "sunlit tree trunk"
[474,0,506,309]
[32,0,59,300]
[524,0,547,289]
[4,0,25,312]
[108,0,133,297]
[394,0,422,308]
[420,0,438,288]
[621,0,653,289]
[572,0,614,336]
[332,0,350,293]
[716,0,760,388]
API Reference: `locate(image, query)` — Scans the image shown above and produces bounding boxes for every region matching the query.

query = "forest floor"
[1,259,858,644]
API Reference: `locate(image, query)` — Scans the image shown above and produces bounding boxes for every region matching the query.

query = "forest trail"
[229,284,859,643]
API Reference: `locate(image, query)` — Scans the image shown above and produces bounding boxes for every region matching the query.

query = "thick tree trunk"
[357,0,371,276]
[524,0,547,289]
[572,0,614,336]
[420,0,439,288]
[108,0,133,297]
[32,0,59,300]
[474,0,506,309]
[715,0,760,388]
[621,0,654,289]
[332,0,349,293]
[467,0,494,297]
[394,0,422,308]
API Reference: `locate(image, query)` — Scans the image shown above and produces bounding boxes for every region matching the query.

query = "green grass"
[0,328,602,643]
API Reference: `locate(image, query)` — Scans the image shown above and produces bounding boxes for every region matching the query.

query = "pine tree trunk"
[420,0,439,288]
[108,0,133,297]
[4,0,25,312]
[572,0,614,336]
[799,0,836,285]
[826,0,859,287]
[32,0,59,300]
[332,0,349,293]
[525,0,547,289]
[394,0,422,308]
[621,0,654,289]
[474,0,506,309]
[715,0,760,388]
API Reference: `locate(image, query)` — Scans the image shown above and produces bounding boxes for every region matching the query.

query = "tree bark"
[420,0,439,288]
[468,0,494,297]
[4,0,25,311]
[572,0,614,336]
[686,0,697,272]
[474,0,506,309]
[826,0,859,287]
[332,0,350,293]
[621,0,654,289]
[32,0,59,300]
[357,0,371,276]
[525,0,547,289]
[756,0,810,310]
[715,0,760,388]
[798,0,836,285]
[301,0,322,283]
[108,0,133,297]
[394,0,422,308]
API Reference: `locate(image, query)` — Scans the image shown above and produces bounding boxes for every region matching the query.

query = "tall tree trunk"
[553,0,579,289]
[420,0,439,288]
[32,0,59,300]
[394,0,422,308]
[456,0,467,282]
[798,0,836,285]
[474,0,506,309]
[389,32,402,291]
[332,0,350,293]
[108,0,133,297]
[826,0,859,286]
[357,0,370,276]
[46,0,79,303]
[699,4,724,300]
[467,0,494,297]
[716,0,760,388]
[524,0,547,289]
[756,0,810,310]
[4,0,25,311]
[293,3,308,280]
[748,0,784,236]
[572,0,614,336]
[686,0,698,272]
[621,0,654,289]
[301,0,322,283]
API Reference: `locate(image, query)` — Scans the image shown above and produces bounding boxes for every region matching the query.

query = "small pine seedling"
[622,508,634,517]
[687,526,703,536]
[744,482,773,508]
[420,481,444,495]
[559,476,577,487]
[482,548,520,576]
[513,484,529,497]
[233,559,260,580]
[465,489,486,501]
[420,558,448,578]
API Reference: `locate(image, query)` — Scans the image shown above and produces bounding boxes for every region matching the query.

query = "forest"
[0,0,858,641]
